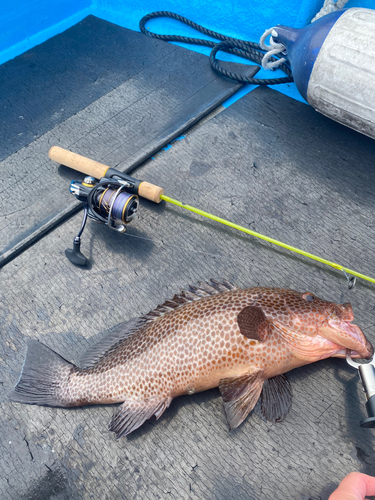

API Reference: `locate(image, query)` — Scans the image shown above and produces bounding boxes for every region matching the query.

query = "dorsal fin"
[143,279,239,321]
[80,279,239,368]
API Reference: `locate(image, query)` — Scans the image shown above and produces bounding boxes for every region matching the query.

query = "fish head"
[262,289,373,360]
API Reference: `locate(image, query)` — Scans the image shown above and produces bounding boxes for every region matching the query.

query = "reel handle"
[49,146,164,203]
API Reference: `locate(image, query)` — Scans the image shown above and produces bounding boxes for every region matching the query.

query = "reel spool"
[72,177,139,231]
[67,176,139,266]
[94,186,138,230]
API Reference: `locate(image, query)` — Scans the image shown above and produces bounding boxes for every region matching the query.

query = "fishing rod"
[49,146,375,288]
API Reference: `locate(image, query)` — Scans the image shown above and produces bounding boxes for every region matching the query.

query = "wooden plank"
[1,87,375,499]
[0,16,254,266]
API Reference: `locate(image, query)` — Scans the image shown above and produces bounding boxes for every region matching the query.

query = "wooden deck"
[1,16,375,500]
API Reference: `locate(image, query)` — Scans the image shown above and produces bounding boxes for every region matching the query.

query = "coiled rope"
[139,11,293,85]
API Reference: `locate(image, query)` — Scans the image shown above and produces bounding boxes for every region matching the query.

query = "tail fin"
[10,339,76,407]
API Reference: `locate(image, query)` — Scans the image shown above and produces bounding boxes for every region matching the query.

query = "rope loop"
[139,12,293,86]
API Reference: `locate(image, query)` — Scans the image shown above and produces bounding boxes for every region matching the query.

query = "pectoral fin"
[219,370,263,430]
[109,396,172,438]
[237,306,269,341]
[261,374,292,423]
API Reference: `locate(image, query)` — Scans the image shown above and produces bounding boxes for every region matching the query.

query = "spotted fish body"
[11,281,373,438]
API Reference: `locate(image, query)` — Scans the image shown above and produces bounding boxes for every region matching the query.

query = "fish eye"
[302,292,315,302]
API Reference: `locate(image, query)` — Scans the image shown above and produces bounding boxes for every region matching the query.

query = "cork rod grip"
[138,182,164,204]
[49,146,164,203]
[49,146,110,179]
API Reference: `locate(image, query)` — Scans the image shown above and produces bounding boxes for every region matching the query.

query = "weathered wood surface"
[1,87,375,499]
[0,16,252,266]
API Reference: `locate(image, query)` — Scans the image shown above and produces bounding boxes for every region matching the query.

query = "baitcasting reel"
[48,146,164,266]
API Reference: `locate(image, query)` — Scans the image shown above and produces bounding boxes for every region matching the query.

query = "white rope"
[311,0,350,22]
[259,27,287,70]
[260,0,350,71]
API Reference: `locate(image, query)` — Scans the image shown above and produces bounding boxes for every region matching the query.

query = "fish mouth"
[318,320,373,360]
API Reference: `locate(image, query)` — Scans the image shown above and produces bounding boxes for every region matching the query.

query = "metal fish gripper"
[346,350,375,428]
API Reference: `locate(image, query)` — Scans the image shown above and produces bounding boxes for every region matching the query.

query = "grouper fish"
[11,281,373,438]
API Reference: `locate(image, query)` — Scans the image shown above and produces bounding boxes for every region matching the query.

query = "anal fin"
[261,374,292,423]
[219,370,263,430]
[109,396,172,438]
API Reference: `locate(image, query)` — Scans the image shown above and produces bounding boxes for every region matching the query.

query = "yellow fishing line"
[160,194,375,285]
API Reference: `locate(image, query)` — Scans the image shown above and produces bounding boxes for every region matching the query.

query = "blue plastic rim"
[0,0,330,63]
[1,0,373,101]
